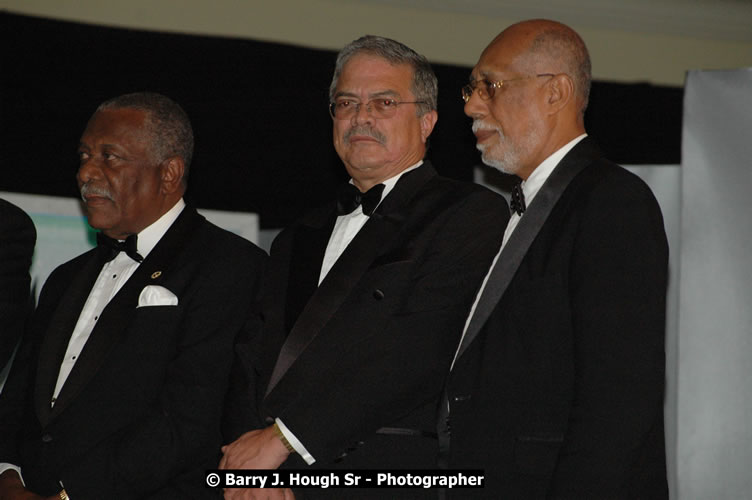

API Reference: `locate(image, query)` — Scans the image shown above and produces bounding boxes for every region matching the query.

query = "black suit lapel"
[285,217,335,332]
[47,207,202,421]
[265,163,436,397]
[452,139,599,365]
[34,253,103,426]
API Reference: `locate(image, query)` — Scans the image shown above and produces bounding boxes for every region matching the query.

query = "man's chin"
[84,212,116,232]
[344,156,387,173]
[485,159,519,177]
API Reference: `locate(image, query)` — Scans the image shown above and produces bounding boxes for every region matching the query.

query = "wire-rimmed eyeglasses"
[461,73,556,102]
[329,98,427,119]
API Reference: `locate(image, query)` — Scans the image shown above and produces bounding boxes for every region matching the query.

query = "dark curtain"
[1,12,682,228]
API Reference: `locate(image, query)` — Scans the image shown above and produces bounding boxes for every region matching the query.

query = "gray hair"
[97,92,194,180]
[329,35,438,116]
[528,24,592,116]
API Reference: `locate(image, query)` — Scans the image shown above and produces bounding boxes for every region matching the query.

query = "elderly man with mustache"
[441,20,669,498]
[0,92,266,499]
[220,35,507,499]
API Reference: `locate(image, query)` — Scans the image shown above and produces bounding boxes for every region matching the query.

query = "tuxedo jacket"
[0,199,36,370]
[228,163,507,475]
[0,206,266,499]
[445,138,669,498]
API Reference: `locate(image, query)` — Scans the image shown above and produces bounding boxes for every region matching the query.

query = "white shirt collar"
[521,134,587,205]
[131,198,186,259]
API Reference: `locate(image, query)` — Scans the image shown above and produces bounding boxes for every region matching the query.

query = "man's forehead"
[470,61,507,81]
[471,40,528,80]
[80,108,151,147]
[85,108,144,130]
[333,88,400,99]
[342,52,411,71]
[338,55,412,87]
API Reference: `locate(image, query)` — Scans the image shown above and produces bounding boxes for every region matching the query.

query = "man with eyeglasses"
[441,19,669,498]
[220,35,507,499]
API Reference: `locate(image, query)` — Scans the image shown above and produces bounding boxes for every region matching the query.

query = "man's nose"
[77,156,102,185]
[351,102,374,125]
[464,90,487,119]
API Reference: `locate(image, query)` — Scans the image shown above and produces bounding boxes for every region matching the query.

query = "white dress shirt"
[318,161,422,284]
[0,199,186,488]
[451,134,587,369]
[52,199,185,404]
[280,160,424,465]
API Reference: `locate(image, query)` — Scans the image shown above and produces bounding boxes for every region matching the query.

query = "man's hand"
[220,425,291,470]
[0,470,57,500]
[219,426,293,500]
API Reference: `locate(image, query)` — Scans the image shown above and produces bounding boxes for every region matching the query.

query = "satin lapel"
[48,207,201,420]
[284,216,335,332]
[265,164,436,397]
[452,140,599,365]
[34,252,103,426]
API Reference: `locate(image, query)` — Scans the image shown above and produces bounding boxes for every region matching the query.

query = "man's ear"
[420,110,438,143]
[546,73,574,115]
[160,156,185,195]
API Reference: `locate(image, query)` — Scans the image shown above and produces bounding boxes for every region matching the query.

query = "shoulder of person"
[192,212,267,261]
[0,198,35,234]
[576,159,661,205]
[425,174,508,211]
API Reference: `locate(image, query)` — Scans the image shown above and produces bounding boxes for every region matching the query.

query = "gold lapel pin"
[151,271,162,279]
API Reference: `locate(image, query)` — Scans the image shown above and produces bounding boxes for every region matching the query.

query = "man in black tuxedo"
[0,92,266,499]
[220,36,507,498]
[0,199,36,375]
[443,20,669,498]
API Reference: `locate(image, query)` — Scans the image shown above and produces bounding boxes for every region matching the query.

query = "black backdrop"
[1,12,682,228]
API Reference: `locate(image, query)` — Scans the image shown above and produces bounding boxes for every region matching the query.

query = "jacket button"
[453,394,471,403]
[264,416,274,425]
[373,289,385,300]
[41,434,53,443]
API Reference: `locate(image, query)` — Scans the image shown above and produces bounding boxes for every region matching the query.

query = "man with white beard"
[440,19,670,498]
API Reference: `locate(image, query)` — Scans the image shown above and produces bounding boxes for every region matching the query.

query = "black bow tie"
[96,232,144,263]
[510,181,526,216]
[336,183,386,216]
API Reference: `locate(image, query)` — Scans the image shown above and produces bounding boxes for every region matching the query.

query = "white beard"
[472,118,543,176]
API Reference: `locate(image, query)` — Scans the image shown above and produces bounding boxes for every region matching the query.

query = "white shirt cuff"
[0,463,24,485]
[274,418,316,465]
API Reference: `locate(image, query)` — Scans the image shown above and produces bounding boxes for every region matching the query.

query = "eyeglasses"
[461,74,556,102]
[329,98,427,119]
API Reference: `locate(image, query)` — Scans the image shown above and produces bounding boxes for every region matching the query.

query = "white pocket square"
[137,285,178,307]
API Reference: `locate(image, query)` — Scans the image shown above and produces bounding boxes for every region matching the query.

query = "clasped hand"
[219,426,293,500]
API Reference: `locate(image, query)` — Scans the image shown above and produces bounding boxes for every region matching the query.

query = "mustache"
[344,126,386,145]
[80,183,113,202]
[472,120,500,135]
